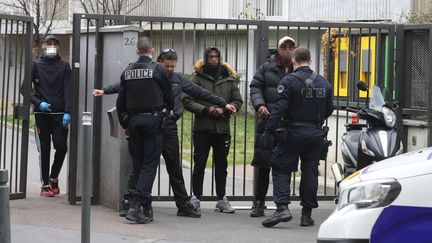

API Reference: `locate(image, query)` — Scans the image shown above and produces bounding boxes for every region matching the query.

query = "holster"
[320,126,332,160]
[275,128,288,144]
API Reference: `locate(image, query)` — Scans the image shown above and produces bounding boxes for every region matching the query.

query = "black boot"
[143,198,153,222]
[300,207,314,226]
[177,201,201,218]
[250,200,265,217]
[119,199,131,217]
[261,205,292,228]
[119,191,134,217]
[125,199,151,224]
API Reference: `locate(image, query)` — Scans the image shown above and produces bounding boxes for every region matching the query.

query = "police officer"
[260,47,333,227]
[26,35,71,197]
[116,37,174,224]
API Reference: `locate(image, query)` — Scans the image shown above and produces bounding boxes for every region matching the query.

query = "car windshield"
[368,85,385,112]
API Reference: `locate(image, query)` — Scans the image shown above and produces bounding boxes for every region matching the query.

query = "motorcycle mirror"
[356,81,369,92]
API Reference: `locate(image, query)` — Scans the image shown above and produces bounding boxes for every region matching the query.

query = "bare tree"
[0,0,60,57]
[78,0,146,15]
[403,9,432,24]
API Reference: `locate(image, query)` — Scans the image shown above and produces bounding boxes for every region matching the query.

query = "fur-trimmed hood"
[192,59,237,79]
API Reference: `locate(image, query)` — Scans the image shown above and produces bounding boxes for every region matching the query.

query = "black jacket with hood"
[29,55,71,113]
[249,54,293,167]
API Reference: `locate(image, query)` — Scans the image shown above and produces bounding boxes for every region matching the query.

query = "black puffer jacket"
[249,54,292,167]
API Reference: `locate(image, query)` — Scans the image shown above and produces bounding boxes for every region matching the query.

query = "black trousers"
[161,119,189,207]
[271,127,324,209]
[128,113,163,201]
[124,119,190,207]
[192,132,230,199]
[35,113,68,186]
[254,167,270,203]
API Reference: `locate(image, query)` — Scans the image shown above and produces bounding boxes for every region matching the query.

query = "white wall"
[285,0,410,22]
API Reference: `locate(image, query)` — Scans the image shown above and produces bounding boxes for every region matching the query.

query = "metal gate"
[0,14,33,199]
[68,13,404,204]
[396,24,432,146]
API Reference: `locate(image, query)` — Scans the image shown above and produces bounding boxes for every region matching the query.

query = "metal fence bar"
[428,26,432,146]
[357,28,363,108]
[157,21,163,197]
[242,24,250,196]
[68,14,82,205]
[334,27,342,193]
[395,25,405,140]
[84,19,90,112]
[387,26,396,105]
[189,23,197,196]
[18,19,32,197]
[4,20,13,189]
[92,16,104,204]
[15,22,25,194]
[367,28,372,99]
[10,20,19,193]
[0,19,9,167]
[345,28,352,123]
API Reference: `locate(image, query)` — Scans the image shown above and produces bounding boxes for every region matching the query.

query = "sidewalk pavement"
[9,126,336,242]
[10,182,336,243]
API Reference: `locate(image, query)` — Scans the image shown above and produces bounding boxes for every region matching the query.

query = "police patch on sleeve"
[277,84,284,93]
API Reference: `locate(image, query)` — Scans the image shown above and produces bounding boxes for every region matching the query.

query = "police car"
[317,147,432,243]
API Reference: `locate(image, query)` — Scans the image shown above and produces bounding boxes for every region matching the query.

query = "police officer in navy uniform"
[116,37,174,224]
[260,47,333,227]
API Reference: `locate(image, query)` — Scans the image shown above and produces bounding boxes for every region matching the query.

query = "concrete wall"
[74,26,141,209]
[97,27,141,210]
[411,0,432,14]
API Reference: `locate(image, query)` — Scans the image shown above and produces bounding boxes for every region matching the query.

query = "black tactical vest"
[125,62,163,111]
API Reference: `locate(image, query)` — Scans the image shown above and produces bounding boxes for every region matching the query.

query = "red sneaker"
[49,178,60,195]
[40,185,55,197]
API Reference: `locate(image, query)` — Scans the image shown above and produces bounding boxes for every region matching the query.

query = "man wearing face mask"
[182,46,243,213]
[26,35,71,197]
[249,36,296,217]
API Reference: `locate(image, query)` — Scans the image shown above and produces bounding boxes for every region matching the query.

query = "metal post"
[81,112,92,243]
[0,169,11,243]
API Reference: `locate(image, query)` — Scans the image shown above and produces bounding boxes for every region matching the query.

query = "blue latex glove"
[39,102,52,112]
[63,113,71,127]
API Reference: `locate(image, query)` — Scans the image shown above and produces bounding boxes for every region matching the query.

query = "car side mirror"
[356,81,368,92]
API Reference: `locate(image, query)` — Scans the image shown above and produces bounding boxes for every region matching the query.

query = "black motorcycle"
[332,81,404,181]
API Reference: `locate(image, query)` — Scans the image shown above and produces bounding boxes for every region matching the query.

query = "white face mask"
[44,47,58,57]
